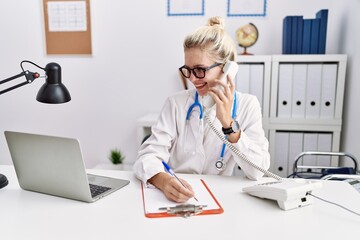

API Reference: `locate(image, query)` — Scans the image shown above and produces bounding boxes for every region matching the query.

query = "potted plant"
[93,148,127,170]
[108,148,125,165]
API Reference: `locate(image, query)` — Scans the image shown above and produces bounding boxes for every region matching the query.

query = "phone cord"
[204,112,282,181]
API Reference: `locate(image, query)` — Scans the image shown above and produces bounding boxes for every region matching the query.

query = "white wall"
[337,1,360,165]
[0,0,359,168]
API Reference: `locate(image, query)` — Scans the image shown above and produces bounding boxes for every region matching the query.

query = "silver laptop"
[4,131,130,203]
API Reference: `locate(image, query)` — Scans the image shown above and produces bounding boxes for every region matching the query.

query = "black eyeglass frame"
[179,62,222,79]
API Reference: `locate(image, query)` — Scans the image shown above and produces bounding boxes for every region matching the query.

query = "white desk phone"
[202,61,323,211]
[242,179,323,210]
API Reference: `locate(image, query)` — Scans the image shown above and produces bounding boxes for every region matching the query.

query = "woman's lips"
[195,82,207,90]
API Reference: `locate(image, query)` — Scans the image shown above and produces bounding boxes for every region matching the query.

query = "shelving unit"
[268,54,347,177]
[235,54,347,177]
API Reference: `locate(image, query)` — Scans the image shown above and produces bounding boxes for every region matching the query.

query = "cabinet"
[236,55,346,177]
[268,55,347,177]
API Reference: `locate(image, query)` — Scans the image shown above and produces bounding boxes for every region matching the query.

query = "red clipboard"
[141,179,224,218]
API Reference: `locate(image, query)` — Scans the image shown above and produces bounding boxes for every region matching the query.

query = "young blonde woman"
[134,16,270,203]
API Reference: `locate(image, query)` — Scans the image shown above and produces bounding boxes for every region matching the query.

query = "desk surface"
[1,165,359,240]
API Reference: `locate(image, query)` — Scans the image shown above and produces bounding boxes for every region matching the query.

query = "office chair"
[288,151,358,180]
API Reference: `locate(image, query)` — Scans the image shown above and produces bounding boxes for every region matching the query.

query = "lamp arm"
[0,72,26,85]
[0,70,41,95]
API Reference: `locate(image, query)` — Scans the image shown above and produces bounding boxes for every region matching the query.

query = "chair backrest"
[289,151,358,179]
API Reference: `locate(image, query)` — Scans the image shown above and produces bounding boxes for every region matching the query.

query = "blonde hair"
[183,16,237,63]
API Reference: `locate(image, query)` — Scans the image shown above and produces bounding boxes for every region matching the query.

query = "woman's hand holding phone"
[202,61,238,109]
[211,73,235,127]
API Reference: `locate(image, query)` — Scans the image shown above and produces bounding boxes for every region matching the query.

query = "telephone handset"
[202,61,239,109]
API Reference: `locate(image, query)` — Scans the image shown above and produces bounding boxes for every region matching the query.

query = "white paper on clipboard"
[141,178,223,217]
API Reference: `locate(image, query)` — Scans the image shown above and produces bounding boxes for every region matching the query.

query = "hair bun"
[207,16,225,29]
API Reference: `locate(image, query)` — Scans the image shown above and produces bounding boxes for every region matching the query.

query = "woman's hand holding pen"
[148,172,195,203]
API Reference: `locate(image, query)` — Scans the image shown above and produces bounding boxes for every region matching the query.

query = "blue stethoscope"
[186,91,237,171]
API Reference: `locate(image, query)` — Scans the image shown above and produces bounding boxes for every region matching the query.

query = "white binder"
[291,64,307,118]
[277,64,293,118]
[302,133,318,166]
[274,131,289,177]
[236,64,250,93]
[305,64,322,119]
[317,133,332,166]
[288,132,304,176]
[250,64,264,109]
[320,64,337,119]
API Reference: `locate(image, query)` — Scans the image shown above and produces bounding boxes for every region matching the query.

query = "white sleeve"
[133,97,177,183]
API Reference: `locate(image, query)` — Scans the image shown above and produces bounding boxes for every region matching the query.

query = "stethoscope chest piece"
[215,159,225,171]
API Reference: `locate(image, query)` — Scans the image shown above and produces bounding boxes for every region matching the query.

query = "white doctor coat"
[133,89,270,183]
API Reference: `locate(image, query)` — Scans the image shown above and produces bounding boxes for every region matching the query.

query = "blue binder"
[316,9,328,54]
[291,16,302,54]
[282,16,292,54]
[296,16,304,54]
[302,19,312,54]
[310,18,320,54]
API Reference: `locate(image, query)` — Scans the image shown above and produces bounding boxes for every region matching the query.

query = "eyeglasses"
[179,63,222,79]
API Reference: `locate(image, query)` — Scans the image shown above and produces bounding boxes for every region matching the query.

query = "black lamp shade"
[36,62,71,104]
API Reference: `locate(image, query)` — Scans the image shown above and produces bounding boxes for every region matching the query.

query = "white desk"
[0,165,359,240]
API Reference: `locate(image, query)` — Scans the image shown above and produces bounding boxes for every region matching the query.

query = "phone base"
[277,196,313,210]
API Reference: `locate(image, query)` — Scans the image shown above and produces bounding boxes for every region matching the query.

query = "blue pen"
[161,160,198,202]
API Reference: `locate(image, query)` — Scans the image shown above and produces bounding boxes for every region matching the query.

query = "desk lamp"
[0,60,71,189]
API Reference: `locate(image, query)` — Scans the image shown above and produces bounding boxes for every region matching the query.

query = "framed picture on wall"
[167,0,205,16]
[43,0,92,54]
[227,0,267,17]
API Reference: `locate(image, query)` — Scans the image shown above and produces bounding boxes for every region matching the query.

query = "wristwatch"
[222,120,240,135]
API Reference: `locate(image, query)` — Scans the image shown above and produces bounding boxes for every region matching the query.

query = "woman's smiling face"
[184,48,222,97]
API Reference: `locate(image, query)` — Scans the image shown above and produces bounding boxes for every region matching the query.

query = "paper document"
[141,179,223,218]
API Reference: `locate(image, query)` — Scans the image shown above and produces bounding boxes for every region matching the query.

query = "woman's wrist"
[148,172,171,190]
[227,130,241,143]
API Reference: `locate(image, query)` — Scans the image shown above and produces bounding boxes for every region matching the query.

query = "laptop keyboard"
[89,184,111,198]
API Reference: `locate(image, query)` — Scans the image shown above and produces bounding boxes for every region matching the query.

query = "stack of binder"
[277,63,337,119]
[282,9,328,54]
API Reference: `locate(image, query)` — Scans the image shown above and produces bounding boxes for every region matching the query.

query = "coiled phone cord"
[204,112,282,181]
